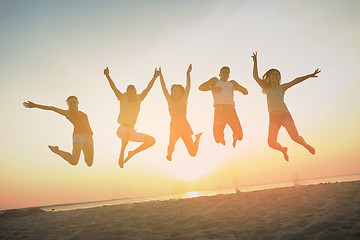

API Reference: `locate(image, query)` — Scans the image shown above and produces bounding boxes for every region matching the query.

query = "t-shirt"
[211,80,235,107]
[265,84,289,113]
[117,93,143,126]
[66,111,93,136]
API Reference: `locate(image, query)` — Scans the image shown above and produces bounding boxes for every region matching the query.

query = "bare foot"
[282,147,289,161]
[306,145,315,155]
[166,155,172,161]
[195,133,203,139]
[48,145,59,153]
[118,153,124,168]
[124,150,135,164]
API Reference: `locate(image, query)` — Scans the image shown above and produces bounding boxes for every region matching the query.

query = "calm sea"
[38,172,360,212]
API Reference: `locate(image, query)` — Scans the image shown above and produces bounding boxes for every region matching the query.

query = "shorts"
[73,133,93,146]
[170,119,193,138]
[116,125,147,142]
[269,111,294,126]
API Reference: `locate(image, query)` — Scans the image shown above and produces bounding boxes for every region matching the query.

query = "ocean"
[38,172,360,212]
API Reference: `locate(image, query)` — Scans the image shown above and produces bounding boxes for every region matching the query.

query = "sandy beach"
[1,181,360,240]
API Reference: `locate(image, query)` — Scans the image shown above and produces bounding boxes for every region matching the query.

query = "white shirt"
[211,80,235,107]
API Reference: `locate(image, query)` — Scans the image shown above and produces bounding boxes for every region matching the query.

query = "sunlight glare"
[185,191,200,198]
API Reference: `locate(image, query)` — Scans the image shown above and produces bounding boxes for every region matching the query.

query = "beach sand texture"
[1,181,360,240]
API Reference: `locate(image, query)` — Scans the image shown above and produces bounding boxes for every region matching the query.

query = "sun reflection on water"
[184,191,200,198]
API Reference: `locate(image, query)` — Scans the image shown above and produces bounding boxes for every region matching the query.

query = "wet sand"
[1,181,360,240]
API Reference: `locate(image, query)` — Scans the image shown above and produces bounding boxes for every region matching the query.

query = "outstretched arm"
[283,69,321,90]
[103,67,122,100]
[140,68,160,100]
[23,101,68,117]
[184,64,192,100]
[198,77,218,91]
[159,68,170,101]
[251,52,265,89]
[230,80,248,95]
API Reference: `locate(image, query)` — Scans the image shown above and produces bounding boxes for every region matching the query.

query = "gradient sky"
[1,0,359,210]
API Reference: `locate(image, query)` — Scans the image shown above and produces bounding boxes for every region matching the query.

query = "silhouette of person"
[199,66,248,147]
[251,52,320,161]
[23,96,94,166]
[159,64,202,161]
[103,67,158,168]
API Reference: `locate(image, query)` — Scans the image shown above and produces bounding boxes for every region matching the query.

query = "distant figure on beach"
[23,96,94,166]
[159,64,202,161]
[199,66,248,147]
[103,67,158,168]
[251,52,320,161]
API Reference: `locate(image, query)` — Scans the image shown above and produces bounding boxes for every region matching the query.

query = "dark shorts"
[213,107,243,143]
[170,119,193,139]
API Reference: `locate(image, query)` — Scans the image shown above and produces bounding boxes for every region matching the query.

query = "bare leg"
[283,119,315,155]
[83,144,94,167]
[167,132,180,161]
[48,144,81,165]
[268,122,289,161]
[182,133,202,157]
[194,133,202,153]
[124,135,156,163]
[119,132,130,168]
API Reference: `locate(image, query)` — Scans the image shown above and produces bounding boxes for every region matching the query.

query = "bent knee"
[69,154,80,165]
[267,140,276,148]
[186,145,197,157]
[145,136,156,146]
[70,160,79,166]
[85,159,93,167]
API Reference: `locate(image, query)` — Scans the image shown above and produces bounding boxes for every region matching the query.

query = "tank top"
[211,80,235,107]
[168,97,187,121]
[265,84,289,113]
[66,111,93,136]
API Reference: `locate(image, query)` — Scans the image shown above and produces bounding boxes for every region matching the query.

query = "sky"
[1,0,359,210]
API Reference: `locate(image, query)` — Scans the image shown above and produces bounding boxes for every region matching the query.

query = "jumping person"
[199,66,248,147]
[23,96,94,166]
[159,64,202,161]
[251,52,320,161]
[103,67,158,168]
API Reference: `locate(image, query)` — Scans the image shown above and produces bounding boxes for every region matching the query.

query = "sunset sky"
[1,0,359,210]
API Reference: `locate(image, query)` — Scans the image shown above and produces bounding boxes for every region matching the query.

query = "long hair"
[170,84,185,99]
[261,68,281,94]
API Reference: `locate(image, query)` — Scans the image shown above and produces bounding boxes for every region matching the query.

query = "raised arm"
[140,68,160,100]
[230,80,248,95]
[251,52,265,89]
[103,67,122,100]
[199,77,218,91]
[23,101,68,117]
[159,67,170,101]
[184,64,192,99]
[283,69,321,90]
